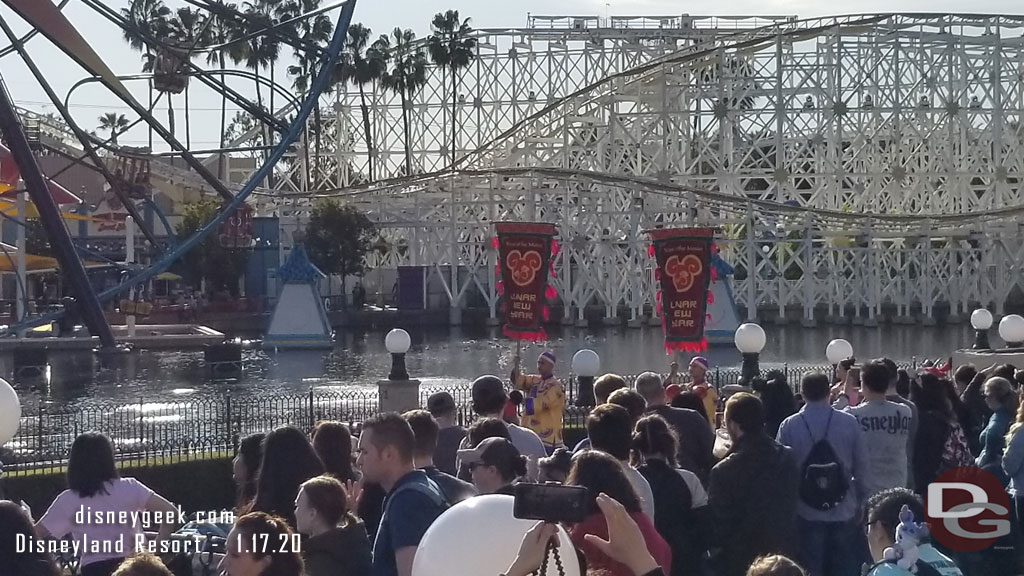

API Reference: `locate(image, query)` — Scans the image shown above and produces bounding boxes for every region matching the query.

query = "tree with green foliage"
[175,198,251,296]
[379,28,427,176]
[304,200,375,289]
[427,10,476,168]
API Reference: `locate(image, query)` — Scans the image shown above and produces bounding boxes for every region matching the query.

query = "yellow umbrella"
[0,199,98,221]
[156,272,182,281]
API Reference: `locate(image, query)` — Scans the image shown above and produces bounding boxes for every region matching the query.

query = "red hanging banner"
[647,227,715,353]
[495,222,557,341]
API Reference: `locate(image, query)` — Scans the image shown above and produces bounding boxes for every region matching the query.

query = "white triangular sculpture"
[705,255,741,345]
[263,245,333,349]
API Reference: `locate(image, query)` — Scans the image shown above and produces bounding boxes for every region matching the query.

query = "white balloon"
[0,378,21,446]
[412,495,581,576]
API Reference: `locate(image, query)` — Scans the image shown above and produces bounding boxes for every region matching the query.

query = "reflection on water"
[7,323,990,411]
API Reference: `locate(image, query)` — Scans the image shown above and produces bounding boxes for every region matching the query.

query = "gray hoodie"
[846,399,913,497]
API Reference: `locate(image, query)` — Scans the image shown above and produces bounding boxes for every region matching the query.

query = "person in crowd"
[33,432,179,576]
[845,361,913,497]
[573,373,630,453]
[829,358,857,402]
[1003,394,1024,553]
[831,365,861,409]
[709,393,799,576]
[671,391,710,425]
[776,372,869,576]
[587,403,657,519]
[863,488,963,576]
[634,371,713,483]
[111,554,172,576]
[955,364,987,455]
[246,425,324,528]
[609,388,649,424]
[538,447,573,483]
[567,450,672,576]
[755,370,798,439]
[880,358,919,491]
[686,356,719,427]
[505,390,524,425]
[512,350,566,453]
[356,413,449,576]
[940,378,976,458]
[219,512,304,576]
[426,391,466,476]
[596,373,630,404]
[403,409,476,503]
[312,421,358,484]
[978,376,1017,486]
[631,414,710,576]
[233,433,266,513]
[665,361,682,387]
[356,482,387,548]
[746,555,808,576]
[909,373,972,492]
[457,416,514,480]
[895,369,912,400]
[506,493,667,576]
[0,500,60,576]
[462,375,546,478]
[294,475,372,576]
[457,436,528,495]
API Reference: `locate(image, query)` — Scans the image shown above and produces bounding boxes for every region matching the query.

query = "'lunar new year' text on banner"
[647,227,715,353]
[494,222,558,341]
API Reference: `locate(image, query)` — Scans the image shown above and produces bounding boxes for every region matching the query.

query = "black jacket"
[638,458,709,576]
[302,522,373,576]
[646,405,714,483]
[708,433,799,576]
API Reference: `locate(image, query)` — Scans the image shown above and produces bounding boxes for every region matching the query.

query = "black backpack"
[798,410,850,510]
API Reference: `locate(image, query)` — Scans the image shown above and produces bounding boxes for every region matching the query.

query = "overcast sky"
[1,1,1022,151]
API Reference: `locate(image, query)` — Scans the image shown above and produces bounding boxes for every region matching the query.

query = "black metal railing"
[4,360,924,476]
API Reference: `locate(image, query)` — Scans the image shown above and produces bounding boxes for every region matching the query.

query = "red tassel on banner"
[647,244,655,258]
[491,237,500,249]
[663,338,708,354]
[549,262,556,276]
[503,326,547,342]
[707,291,715,305]
[542,306,550,321]
[496,281,504,296]
[551,239,560,256]
[545,285,557,299]
[654,269,661,282]
[710,267,718,282]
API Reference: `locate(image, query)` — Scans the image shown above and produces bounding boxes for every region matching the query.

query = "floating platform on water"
[0,324,226,352]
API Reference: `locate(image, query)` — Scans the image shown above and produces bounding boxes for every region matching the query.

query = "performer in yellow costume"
[512,351,565,453]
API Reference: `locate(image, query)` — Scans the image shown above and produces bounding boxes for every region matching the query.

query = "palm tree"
[98,113,130,145]
[427,10,476,169]
[204,0,244,179]
[335,23,388,182]
[167,7,213,149]
[235,0,283,185]
[380,28,427,177]
[121,0,172,140]
[279,0,333,168]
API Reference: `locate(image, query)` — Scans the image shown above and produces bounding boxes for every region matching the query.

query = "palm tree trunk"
[255,71,268,189]
[401,93,412,176]
[218,52,227,180]
[451,65,457,168]
[167,95,176,137]
[359,85,373,182]
[185,85,192,149]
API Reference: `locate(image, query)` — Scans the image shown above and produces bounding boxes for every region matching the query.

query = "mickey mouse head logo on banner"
[507,250,543,287]
[664,254,703,292]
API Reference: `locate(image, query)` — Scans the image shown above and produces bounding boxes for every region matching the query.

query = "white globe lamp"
[971,309,993,349]
[571,349,601,407]
[825,339,854,365]
[734,323,766,381]
[385,328,412,380]
[0,378,20,446]
[999,315,1024,348]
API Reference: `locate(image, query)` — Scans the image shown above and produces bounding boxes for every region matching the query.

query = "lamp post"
[971,309,993,350]
[734,323,766,382]
[826,339,853,383]
[572,349,601,407]
[999,315,1024,348]
[385,328,411,380]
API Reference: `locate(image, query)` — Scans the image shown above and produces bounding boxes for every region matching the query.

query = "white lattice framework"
[241,13,1024,324]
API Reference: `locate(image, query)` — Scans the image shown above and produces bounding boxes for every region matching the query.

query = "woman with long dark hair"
[219,512,304,576]
[0,500,60,576]
[33,432,179,576]
[909,374,972,493]
[245,426,324,529]
[234,433,266,512]
[312,421,358,483]
[566,450,671,576]
[631,415,709,576]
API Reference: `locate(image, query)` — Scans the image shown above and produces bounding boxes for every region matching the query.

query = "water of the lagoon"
[7,323,995,412]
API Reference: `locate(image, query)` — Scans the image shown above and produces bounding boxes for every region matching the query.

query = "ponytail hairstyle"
[630,414,678,468]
